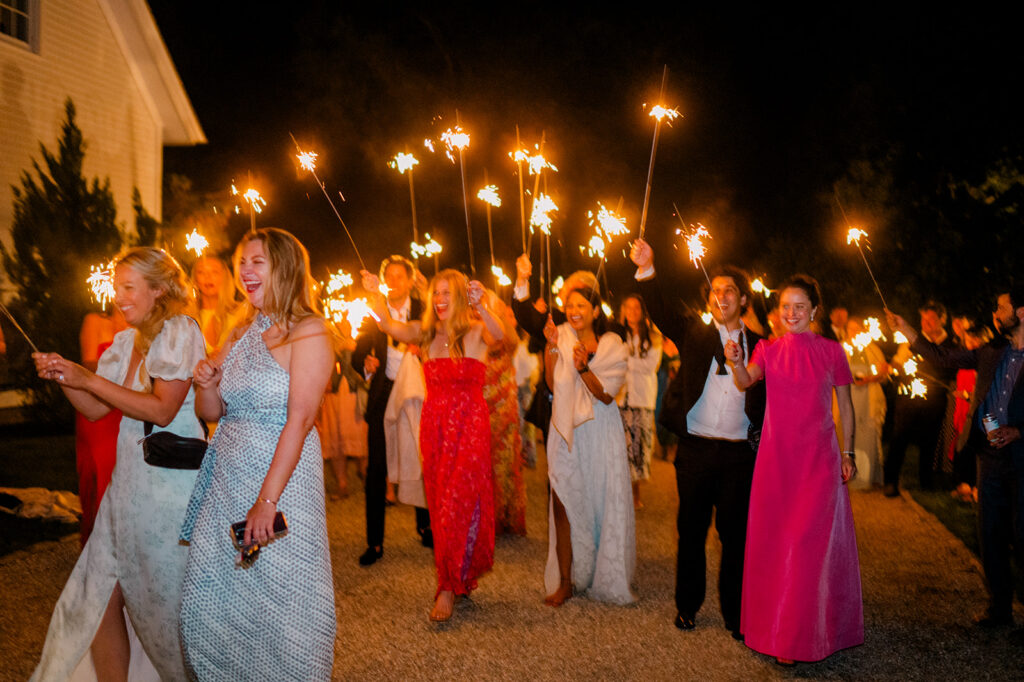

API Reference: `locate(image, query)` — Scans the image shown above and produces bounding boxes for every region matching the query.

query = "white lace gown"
[31,316,206,682]
[545,324,637,604]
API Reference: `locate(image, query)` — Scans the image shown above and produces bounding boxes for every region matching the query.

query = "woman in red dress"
[727,275,862,665]
[365,268,505,622]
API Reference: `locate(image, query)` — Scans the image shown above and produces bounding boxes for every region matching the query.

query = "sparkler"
[87,260,116,310]
[893,331,909,344]
[290,134,366,270]
[231,182,266,233]
[442,116,474,275]
[750,278,772,298]
[584,201,630,303]
[638,65,682,240]
[185,228,209,258]
[411,233,443,275]
[523,133,553,256]
[477,178,503,288]
[0,301,39,353]
[845,226,888,310]
[510,126,528,251]
[389,152,420,243]
[491,265,511,287]
[675,217,730,331]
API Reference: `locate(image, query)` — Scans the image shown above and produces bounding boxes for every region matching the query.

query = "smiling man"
[630,238,766,640]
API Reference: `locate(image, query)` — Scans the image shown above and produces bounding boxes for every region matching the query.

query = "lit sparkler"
[638,65,681,239]
[893,331,909,344]
[477,185,501,207]
[290,133,366,270]
[441,116,475,275]
[903,357,919,376]
[510,126,529,251]
[390,152,421,243]
[529,194,558,235]
[899,377,928,400]
[411,233,443,275]
[232,182,267,233]
[185,228,209,258]
[701,311,713,325]
[750,278,772,298]
[844,226,887,310]
[87,260,116,310]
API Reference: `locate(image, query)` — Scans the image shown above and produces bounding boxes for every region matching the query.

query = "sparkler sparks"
[588,203,629,241]
[440,126,470,162]
[584,234,607,259]
[903,357,919,376]
[898,377,928,399]
[410,233,443,259]
[893,331,909,344]
[390,152,419,174]
[648,104,681,124]
[87,261,116,310]
[701,311,713,325]
[678,224,711,269]
[232,184,267,214]
[846,227,867,245]
[423,139,435,153]
[529,194,558,235]
[527,151,557,176]
[491,265,511,287]
[477,185,501,207]
[185,228,209,257]
[750,278,772,298]
[324,269,354,295]
[296,150,318,172]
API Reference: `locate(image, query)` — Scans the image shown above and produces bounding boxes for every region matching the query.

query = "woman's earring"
[810,313,815,321]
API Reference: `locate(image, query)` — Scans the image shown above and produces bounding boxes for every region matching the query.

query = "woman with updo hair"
[191,254,242,354]
[32,247,206,681]
[726,274,863,665]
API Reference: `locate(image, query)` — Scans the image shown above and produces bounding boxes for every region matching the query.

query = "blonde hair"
[113,247,193,357]
[232,228,322,331]
[190,255,240,346]
[419,269,472,358]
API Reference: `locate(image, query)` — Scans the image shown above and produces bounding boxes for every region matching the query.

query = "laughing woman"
[31,247,205,681]
[365,267,504,622]
[179,228,336,680]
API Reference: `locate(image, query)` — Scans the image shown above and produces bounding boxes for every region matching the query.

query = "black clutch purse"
[139,416,209,469]
[230,512,289,568]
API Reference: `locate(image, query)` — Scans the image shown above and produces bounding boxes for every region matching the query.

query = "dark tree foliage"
[132,187,159,247]
[1,99,124,422]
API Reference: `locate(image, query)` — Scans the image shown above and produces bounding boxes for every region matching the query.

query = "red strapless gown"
[420,357,494,596]
[74,340,122,545]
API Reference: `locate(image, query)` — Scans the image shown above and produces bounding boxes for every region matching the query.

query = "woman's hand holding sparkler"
[572,342,589,373]
[630,239,654,272]
[33,352,92,390]
[193,358,223,391]
[723,339,742,364]
[467,280,485,308]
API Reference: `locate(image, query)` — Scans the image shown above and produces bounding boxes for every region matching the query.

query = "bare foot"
[430,591,455,622]
[544,580,573,607]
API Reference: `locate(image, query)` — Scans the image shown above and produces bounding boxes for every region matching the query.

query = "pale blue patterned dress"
[179,314,336,681]
[32,315,206,681]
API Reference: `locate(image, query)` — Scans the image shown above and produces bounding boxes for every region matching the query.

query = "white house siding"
[0,0,163,253]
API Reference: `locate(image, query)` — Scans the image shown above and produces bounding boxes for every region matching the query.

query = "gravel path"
[2,450,1021,681]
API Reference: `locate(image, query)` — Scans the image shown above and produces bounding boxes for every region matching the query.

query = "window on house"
[0,0,32,46]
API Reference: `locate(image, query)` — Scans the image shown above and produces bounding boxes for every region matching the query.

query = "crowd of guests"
[23,226,1024,679]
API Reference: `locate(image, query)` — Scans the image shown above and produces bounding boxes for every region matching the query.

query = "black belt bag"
[139,417,209,470]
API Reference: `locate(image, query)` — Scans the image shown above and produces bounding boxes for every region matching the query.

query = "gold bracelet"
[260,497,278,506]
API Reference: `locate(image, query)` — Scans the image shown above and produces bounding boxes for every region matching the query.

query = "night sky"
[149,4,1021,310]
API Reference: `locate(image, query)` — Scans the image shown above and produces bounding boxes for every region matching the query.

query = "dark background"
[150,3,1024,317]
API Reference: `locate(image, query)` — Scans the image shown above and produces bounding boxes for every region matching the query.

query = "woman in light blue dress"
[180,228,336,680]
[31,247,205,681]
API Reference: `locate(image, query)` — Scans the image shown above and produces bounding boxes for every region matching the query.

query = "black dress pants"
[884,396,947,489]
[365,381,430,548]
[976,443,1024,617]
[674,433,756,627]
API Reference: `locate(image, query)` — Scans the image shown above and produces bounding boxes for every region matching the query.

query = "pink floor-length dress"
[741,331,864,662]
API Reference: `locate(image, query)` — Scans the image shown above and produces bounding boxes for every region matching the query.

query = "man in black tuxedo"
[889,289,1024,640]
[352,255,431,566]
[631,239,766,639]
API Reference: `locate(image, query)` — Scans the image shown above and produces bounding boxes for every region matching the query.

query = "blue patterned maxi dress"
[179,314,336,681]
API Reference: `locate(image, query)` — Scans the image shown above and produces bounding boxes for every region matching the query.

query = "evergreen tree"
[132,187,159,247]
[1,99,123,422]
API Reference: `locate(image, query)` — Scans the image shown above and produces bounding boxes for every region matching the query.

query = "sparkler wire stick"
[638,66,668,240]
[515,126,527,252]
[835,191,888,310]
[524,131,548,257]
[290,133,366,271]
[453,111,475,276]
[0,300,40,353]
[247,170,256,233]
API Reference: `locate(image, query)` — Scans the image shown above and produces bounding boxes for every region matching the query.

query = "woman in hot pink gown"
[727,275,863,664]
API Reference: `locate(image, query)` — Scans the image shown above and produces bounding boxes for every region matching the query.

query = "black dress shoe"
[418,527,434,548]
[724,622,744,641]
[358,546,383,566]
[974,610,1014,628]
[674,613,695,630]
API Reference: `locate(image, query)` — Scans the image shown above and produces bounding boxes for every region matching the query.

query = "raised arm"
[886,309,978,370]
[362,270,422,345]
[631,239,690,346]
[245,317,334,546]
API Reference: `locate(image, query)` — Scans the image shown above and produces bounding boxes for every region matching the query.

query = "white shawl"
[383,352,427,508]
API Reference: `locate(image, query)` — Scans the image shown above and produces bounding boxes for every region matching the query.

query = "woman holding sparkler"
[191,254,243,354]
[725,275,863,665]
[31,247,205,682]
[179,228,336,679]
[543,287,635,606]
[617,294,662,509]
[364,268,503,622]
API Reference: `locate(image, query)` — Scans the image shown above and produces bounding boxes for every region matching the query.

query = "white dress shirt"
[686,321,750,442]
[385,297,412,381]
